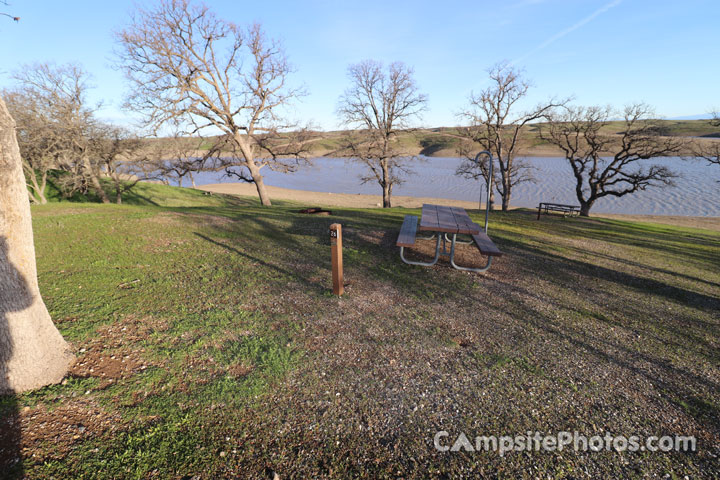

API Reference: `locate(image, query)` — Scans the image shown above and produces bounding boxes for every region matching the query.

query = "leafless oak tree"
[2,89,58,204]
[337,60,427,208]
[94,126,157,204]
[5,64,106,202]
[456,63,566,211]
[115,0,310,206]
[10,63,113,203]
[540,104,684,216]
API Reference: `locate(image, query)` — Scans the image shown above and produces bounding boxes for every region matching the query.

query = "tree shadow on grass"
[499,234,720,360]
[499,231,719,310]
[195,205,472,305]
[120,189,160,206]
[481,236,720,434]
[193,233,328,296]
[538,215,720,270]
[563,246,720,289]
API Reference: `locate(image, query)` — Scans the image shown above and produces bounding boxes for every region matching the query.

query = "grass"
[41,172,228,207]
[1,182,719,478]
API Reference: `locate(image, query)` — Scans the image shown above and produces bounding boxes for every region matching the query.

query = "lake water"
[187,156,720,216]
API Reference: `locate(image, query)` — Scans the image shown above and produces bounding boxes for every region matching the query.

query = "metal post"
[473,151,493,234]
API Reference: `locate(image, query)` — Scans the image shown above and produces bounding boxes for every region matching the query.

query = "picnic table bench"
[536,202,581,219]
[396,204,502,273]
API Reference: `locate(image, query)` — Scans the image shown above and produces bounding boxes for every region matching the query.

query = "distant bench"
[536,202,581,219]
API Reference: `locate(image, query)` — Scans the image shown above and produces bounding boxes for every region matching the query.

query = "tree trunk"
[382,183,392,208]
[38,171,48,205]
[116,190,123,204]
[189,173,196,189]
[246,160,271,206]
[381,161,392,208]
[579,201,593,217]
[501,181,511,211]
[235,135,272,206]
[0,97,74,394]
[83,158,110,204]
[26,169,48,205]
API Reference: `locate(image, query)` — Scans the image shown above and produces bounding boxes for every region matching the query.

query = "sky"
[1,0,718,131]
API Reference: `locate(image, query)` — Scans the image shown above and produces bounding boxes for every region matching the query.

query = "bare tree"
[456,63,566,211]
[11,63,112,203]
[115,0,310,206]
[93,125,158,204]
[2,89,59,204]
[0,96,74,393]
[540,104,684,216]
[337,60,427,208]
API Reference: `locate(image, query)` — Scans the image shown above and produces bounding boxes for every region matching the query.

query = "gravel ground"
[203,213,720,478]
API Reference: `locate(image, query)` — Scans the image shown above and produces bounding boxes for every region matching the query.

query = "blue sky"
[1,0,718,131]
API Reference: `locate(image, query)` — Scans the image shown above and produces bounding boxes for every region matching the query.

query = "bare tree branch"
[115,0,308,206]
[6,63,110,203]
[540,103,684,216]
[337,60,427,208]
[455,62,568,210]
[94,125,160,203]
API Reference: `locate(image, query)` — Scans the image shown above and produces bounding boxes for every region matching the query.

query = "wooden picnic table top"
[419,204,481,235]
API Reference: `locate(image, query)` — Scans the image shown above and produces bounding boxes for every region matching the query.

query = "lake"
[185,156,720,216]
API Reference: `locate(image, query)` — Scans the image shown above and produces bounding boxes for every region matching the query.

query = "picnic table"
[396,204,502,273]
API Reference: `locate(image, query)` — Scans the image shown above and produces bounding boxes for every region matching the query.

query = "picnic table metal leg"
[448,233,492,273]
[400,234,441,267]
[444,232,473,245]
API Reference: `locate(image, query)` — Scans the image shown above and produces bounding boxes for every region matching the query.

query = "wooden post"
[329,223,344,296]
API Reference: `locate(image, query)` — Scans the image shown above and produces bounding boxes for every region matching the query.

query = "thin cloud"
[512,0,623,65]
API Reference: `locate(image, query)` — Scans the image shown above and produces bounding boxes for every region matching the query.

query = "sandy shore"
[198,183,720,231]
[200,183,486,209]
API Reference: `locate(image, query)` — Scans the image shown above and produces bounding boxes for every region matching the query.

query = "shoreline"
[197,182,720,231]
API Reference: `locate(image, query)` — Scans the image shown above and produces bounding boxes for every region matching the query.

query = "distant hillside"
[144,119,720,158]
